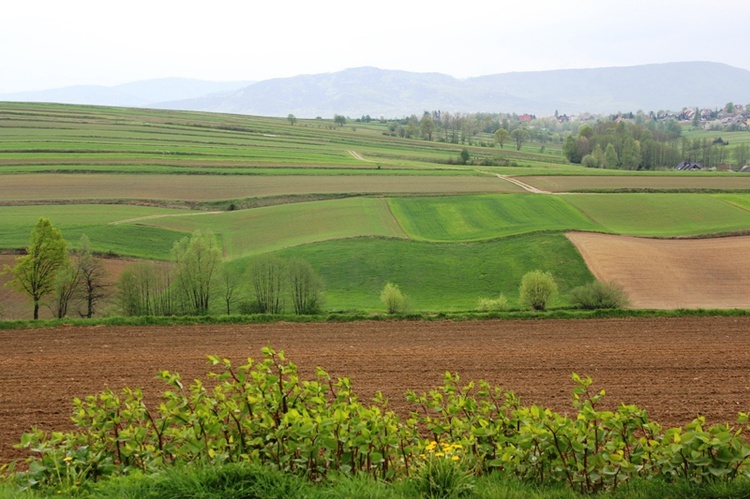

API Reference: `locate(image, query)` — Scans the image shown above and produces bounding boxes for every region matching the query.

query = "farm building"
[675,161,702,171]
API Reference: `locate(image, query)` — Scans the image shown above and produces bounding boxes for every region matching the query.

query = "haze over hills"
[2,62,748,118]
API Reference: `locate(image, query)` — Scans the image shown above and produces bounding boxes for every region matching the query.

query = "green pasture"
[0,205,189,259]
[129,197,408,258]
[388,194,601,241]
[265,233,594,311]
[563,193,750,236]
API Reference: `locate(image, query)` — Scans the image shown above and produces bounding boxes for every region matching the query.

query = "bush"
[476,295,508,312]
[569,280,629,310]
[519,270,558,311]
[380,282,407,314]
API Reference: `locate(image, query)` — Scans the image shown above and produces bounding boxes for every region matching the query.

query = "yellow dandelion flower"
[452,455,460,461]
[63,457,73,462]
[435,452,444,458]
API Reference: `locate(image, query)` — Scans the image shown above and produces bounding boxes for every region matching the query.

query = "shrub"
[519,270,557,311]
[476,295,509,312]
[380,282,407,314]
[569,280,629,310]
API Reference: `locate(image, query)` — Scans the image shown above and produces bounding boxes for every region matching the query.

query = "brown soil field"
[522,175,750,192]
[567,232,750,309]
[0,174,518,202]
[2,317,750,465]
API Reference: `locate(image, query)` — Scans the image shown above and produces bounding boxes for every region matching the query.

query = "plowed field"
[3,317,750,464]
[567,232,750,309]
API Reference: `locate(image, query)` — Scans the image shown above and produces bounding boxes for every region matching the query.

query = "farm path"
[567,232,750,309]
[347,150,376,162]
[3,317,750,464]
[108,211,223,225]
[476,170,552,194]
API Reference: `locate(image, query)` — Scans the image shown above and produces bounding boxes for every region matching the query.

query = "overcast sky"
[2,0,749,94]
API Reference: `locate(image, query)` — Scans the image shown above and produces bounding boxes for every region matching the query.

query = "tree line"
[2,219,324,320]
[563,120,749,170]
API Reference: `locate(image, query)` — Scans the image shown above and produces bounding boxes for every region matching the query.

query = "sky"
[2,0,749,94]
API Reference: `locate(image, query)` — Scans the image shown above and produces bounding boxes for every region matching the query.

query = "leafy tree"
[493,128,510,149]
[420,116,436,141]
[380,282,407,314]
[172,232,222,315]
[250,255,286,314]
[725,102,735,113]
[733,143,749,169]
[511,128,530,150]
[603,143,619,169]
[620,137,642,170]
[459,148,470,165]
[333,114,346,127]
[75,234,107,318]
[287,259,324,315]
[287,114,297,125]
[3,218,68,319]
[519,270,557,311]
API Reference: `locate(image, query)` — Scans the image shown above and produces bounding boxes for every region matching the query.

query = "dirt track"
[2,317,750,464]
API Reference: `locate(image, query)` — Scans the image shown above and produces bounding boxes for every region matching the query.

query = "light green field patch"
[714,193,750,212]
[0,205,190,258]
[564,194,750,236]
[132,197,408,258]
[388,194,602,241]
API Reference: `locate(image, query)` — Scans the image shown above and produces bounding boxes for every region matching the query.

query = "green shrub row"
[8,347,750,496]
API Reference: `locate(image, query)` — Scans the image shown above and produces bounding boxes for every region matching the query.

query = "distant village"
[555,104,750,132]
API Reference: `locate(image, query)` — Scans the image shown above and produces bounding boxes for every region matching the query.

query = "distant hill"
[0,78,254,108]
[2,62,748,117]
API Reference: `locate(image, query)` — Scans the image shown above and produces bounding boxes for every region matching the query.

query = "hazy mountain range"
[2,62,749,118]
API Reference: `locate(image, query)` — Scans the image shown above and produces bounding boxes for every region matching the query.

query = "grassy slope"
[133,197,408,258]
[389,194,602,241]
[564,193,750,236]
[269,234,594,311]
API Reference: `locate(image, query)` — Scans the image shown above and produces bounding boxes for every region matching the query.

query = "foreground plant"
[11,348,750,495]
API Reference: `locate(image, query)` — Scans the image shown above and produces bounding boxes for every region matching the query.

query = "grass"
[134,197,408,259]
[388,194,602,241]
[270,233,593,311]
[0,205,190,259]
[564,193,750,236]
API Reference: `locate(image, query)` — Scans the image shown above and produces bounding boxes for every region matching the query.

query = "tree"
[420,116,435,141]
[219,265,240,315]
[620,137,642,170]
[333,114,346,127]
[380,282,407,314]
[603,143,619,169]
[4,218,68,319]
[733,143,749,169]
[50,265,80,319]
[493,128,510,149]
[519,270,557,311]
[287,259,324,315]
[172,232,222,315]
[287,114,297,125]
[459,148,470,165]
[75,234,107,318]
[250,255,286,314]
[511,128,530,151]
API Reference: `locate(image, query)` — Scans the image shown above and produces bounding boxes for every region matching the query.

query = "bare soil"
[2,317,750,464]
[567,232,750,309]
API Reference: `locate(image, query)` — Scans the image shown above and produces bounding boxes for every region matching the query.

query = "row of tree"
[563,121,749,170]
[2,220,326,320]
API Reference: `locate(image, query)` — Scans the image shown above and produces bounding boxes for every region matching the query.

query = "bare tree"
[75,235,108,318]
[250,255,286,314]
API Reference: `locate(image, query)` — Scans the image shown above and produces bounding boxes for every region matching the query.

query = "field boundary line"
[475,170,551,194]
[109,211,222,225]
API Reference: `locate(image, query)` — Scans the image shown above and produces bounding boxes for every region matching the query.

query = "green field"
[389,194,601,241]
[3,103,750,316]
[564,194,750,236]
